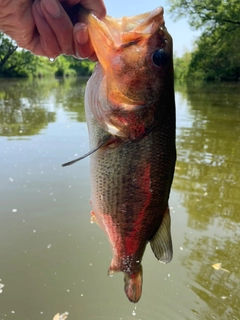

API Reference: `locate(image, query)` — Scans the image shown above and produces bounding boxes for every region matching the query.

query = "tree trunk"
[0,45,18,71]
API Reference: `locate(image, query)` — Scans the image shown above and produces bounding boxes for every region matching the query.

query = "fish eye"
[152,49,169,67]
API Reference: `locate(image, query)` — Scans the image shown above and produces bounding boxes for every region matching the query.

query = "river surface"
[0,78,239,320]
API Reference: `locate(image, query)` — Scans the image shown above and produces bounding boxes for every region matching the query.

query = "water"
[0,78,239,319]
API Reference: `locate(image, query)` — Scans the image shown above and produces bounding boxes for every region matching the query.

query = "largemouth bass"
[65,6,176,303]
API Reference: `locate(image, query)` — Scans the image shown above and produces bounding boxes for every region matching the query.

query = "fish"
[63,6,176,303]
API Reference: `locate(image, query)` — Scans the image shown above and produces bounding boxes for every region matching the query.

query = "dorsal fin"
[150,207,173,263]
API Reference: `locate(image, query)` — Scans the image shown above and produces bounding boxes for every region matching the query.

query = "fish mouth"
[84,7,171,140]
[95,7,164,43]
[86,7,165,70]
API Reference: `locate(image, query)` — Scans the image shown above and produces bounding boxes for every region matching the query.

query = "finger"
[73,22,92,58]
[32,0,61,57]
[79,0,106,19]
[73,22,97,60]
[40,0,74,56]
[88,52,98,62]
[59,0,106,19]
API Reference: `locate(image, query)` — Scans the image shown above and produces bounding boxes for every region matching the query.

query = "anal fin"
[150,206,173,264]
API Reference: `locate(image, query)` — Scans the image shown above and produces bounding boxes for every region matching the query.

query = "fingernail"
[74,23,88,44]
[42,0,61,18]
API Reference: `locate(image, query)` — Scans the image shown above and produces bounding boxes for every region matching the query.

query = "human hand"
[0,0,106,59]
[32,0,106,59]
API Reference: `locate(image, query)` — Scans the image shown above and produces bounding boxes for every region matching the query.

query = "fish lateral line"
[61,136,118,167]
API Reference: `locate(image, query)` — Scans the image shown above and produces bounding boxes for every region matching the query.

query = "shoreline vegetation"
[1,0,239,81]
[169,0,240,82]
[0,32,95,79]
[0,34,239,82]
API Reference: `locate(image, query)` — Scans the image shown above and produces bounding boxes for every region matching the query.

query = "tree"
[169,0,240,80]
[174,52,192,79]
[0,32,39,77]
[169,0,240,31]
[0,32,95,78]
[0,33,17,75]
[189,27,240,80]
[0,34,17,71]
[67,56,95,76]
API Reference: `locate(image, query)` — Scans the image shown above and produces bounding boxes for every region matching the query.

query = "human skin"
[0,0,106,59]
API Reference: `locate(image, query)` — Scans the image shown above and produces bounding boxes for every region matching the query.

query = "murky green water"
[0,78,240,320]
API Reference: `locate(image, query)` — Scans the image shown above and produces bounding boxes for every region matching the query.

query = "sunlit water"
[0,78,240,320]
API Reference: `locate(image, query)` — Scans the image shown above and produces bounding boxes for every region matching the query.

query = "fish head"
[86,7,173,139]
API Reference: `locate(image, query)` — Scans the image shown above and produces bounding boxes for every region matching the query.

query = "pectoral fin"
[150,207,173,263]
[61,136,118,167]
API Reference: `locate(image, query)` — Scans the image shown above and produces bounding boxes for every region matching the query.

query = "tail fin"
[124,266,143,303]
[108,259,143,303]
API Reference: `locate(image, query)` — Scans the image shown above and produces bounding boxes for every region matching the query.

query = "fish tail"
[108,259,143,303]
[124,266,143,303]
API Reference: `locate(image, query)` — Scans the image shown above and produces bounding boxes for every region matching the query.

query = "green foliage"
[174,52,192,79]
[0,33,38,77]
[169,0,240,31]
[67,56,96,76]
[0,32,95,78]
[189,27,240,80]
[53,55,74,77]
[169,0,240,80]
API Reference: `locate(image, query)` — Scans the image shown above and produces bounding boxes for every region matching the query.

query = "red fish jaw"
[86,5,172,104]
[107,109,155,140]
[85,7,173,142]
[106,90,157,140]
[87,66,157,140]
[86,7,165,70]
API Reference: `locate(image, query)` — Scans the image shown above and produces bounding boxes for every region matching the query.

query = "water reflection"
[182,232,240,319]
[0,78,86,137]
[0,78,240,319]
[174,81,240,319]
[54,78,86,122]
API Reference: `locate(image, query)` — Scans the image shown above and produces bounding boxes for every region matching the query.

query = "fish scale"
[79,6,176,303]
[86,77,175,300]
